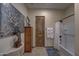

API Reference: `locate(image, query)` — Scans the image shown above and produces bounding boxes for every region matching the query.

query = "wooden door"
[36,16,45,47]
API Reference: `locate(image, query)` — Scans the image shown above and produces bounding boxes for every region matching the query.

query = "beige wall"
[75,3,79,55]
[28,8,64,47]
[63,5,74,17]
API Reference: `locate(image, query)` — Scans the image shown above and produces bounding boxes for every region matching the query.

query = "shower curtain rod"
[60,14,74,21]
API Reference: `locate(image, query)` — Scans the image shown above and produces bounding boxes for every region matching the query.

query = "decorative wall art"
[26,16,31,26]
[0,3,24,39]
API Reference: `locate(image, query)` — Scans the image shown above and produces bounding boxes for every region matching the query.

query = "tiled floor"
[24,47,48,56]
[24,47,60,56]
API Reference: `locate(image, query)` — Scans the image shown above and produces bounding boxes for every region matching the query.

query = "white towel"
[47,27,54,39]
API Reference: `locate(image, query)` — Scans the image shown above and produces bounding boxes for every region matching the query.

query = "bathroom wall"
[28,8,64,47]
[63,4,74,17]
[75,3,79,55]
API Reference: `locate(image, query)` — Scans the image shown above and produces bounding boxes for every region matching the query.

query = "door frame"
[35,16,45,47]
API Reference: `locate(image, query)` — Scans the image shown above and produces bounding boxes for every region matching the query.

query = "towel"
[47,27,54,39]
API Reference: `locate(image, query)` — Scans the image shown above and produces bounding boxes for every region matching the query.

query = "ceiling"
[25,3,73,10]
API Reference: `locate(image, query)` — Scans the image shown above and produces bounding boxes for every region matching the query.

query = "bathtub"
[0,33,24,56]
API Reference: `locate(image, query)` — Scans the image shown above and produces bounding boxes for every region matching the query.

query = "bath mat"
[46,47,60,56]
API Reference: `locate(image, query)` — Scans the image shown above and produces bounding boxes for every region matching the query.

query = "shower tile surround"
[0,4,24,39]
